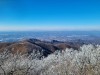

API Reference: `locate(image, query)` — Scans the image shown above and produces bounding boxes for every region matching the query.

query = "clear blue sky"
[0,0,100,31]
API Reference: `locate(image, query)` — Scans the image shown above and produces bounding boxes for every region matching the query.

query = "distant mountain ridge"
[0,36,100,57]
[0,38,81,57]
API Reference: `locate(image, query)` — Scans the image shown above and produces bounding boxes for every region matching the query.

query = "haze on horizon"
[0,0,100,31]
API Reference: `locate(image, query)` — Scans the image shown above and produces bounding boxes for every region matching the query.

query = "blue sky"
[0,0,100,31]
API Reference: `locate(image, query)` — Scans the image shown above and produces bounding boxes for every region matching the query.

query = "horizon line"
[0,25,100,31]
[0,30,100,32]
